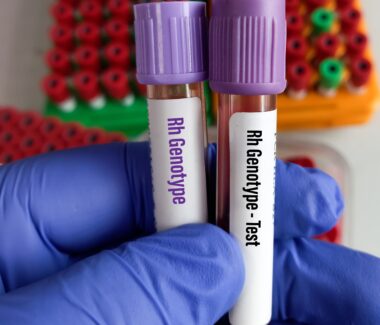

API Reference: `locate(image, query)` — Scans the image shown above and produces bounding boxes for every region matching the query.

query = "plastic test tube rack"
[44,0,213,139]
[0,107,127,164]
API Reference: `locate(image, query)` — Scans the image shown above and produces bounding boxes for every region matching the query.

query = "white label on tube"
[229,110,277,325]
[148,97,207,231]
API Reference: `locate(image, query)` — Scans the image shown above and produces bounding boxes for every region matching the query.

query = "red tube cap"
[287,12,304,37]
[51,2,76,26]
[104,42,130,69]
[107,0,132,23]
[286,0,300,13]
[61,122,85,145]
[79,0,104,24]
[286,35,308,62]
[346,31,368,58]
[50,25,75,51]
[350,57,372,88]
[82,129,108,145]
[336,0,355,11]
[102,68,130,100]
[73,71,101,102]
[305,0,328,13]
[18,112,43,133]
[74,45,101,72]
[45,48,72,76]
[340,7,361,34]
[40,117,64,139]
[42,75,71,104]
[287,60,312,91]
[315,33,340,61]
[105,18,130,43]
[76,22,102,46]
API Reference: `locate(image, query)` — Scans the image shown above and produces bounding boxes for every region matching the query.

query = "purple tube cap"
[134,2,208,86]
[209,0,287,95]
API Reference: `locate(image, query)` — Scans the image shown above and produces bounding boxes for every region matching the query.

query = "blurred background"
[0,0,379,255]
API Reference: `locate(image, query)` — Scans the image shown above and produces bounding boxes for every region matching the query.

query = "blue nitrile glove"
[0,142,376,325]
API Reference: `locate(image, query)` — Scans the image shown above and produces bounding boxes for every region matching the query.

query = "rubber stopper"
[336,0,355,11]
[306,0,328,13]
[315,33,340,61]
[104,42,130,69]
[73,71,101,102]
[51,2,76,26]
[102,68,131,100]
[42,74,71,104]
[46,48,72,76]
[350,57,372,88]
[79,0,104,24]
[287,60,312,91]
[286,35,308,62]
[74,45,100,72]
[346,32,368,58]
[287,12,304,36]
[340,7,361,34]
[319,58,344,89]
[105,18,130,43]
[76,22,102,46]
[311,8,335,35]
[286,0,300,13]
[107,0,132,23]
[50,25,75,51]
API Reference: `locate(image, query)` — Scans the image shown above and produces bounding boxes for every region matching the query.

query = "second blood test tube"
[210,0,286,324]
[134,2,208,231]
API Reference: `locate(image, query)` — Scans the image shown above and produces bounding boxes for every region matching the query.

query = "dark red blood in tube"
[286,0,300,13]
[305,0,328,13]
[346,32,368,58]
[315,33,340,61]
[286,35,308,62]
[102,68,130,100]
[79,0,104,24]
[74,45,101,72]
[350,57,372,88]
[340,7,361,34]
[61,122,85,144]
[50,25,75,51]
[76,22,102,46]
[40,117,64,139]
[51,2,76,26]
[46,48,72,76]
[42,75,71,104]
[287,60,312,91]
[286,156,316,168]
[18,112,43,133]
[73,71,101,102]
[287,13,304,36]
[105,42,130,69]
[107,0,132,22]
[105,18,130,43]
[82,129,108,145]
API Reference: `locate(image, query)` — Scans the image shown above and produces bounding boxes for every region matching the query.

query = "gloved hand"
[0,142,375,325]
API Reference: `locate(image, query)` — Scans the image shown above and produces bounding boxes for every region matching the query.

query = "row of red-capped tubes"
[46,41,131,75]
[42,69,146,106]
[0,108,127,164]
[51,0,133,27]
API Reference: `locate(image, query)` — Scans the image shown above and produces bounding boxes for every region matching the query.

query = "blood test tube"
[306,0,328,13]
[346,31,368,59]
[287,12,304,37]
[287,60,312,99]
[107,0,132,23]
[311,8,336,35]
[18,112,43,134]
[134,2,208,230]
[61,122,85,146]
[286,0,300,13]
[102,68,134,105]
[74,45,101,72]
[73,71,105,109]
[18,134,44,157]
[286,35,308,62]
[319,58,344,96]
[210,1,286,324]
[104,42,130,69]
[336,0,355,12]
[42,74,76,113]
[76,22,102,46]
[82,129,108,145]
[340,7,361,34]
[51,2,76,26]
[107,132,126,143]
[348,57,372,92]
[315,33,340,62]
[79,0,104,24]
[287,156,316,168]
[104,18,130,43]
[50,25,75,51]
[45,48,72,76]
[40,117,64,139]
